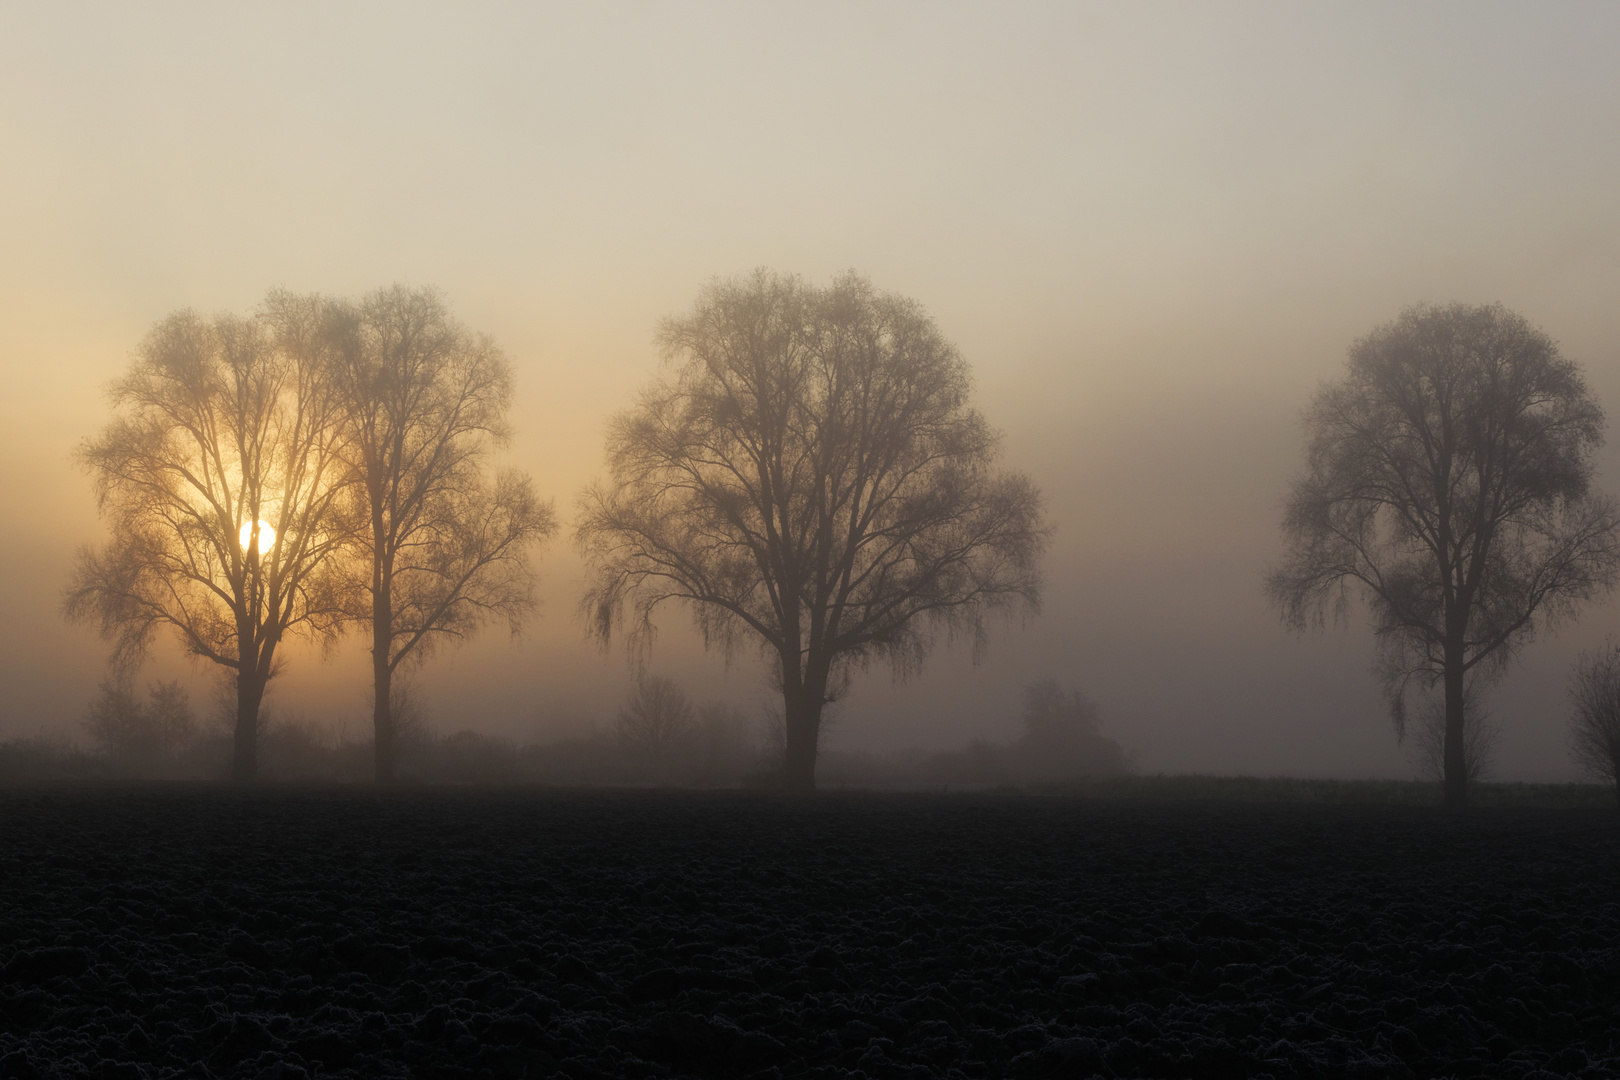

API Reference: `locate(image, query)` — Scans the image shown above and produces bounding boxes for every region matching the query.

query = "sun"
[238,519,277,554]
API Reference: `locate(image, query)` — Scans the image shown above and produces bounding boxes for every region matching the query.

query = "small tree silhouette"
[1008,680,1127,781]
[83,679,198,765]
[616,675,696,765]
[1569,641,1620,803]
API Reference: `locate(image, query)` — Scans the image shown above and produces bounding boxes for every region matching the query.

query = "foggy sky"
[4,2,1620,780]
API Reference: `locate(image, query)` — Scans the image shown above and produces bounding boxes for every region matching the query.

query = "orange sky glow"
[4,2,1620,779]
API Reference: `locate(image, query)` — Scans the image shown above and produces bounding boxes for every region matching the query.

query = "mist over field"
[5,2,1620,782]
[13,12,1620,1079]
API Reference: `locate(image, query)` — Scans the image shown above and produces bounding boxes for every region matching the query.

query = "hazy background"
[4,2,1619,779]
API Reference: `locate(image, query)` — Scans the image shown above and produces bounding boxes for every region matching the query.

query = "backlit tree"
[578,270,1046,792]
[1268,303,1620,807]
[326,285,555,783]
[66,293,352,780]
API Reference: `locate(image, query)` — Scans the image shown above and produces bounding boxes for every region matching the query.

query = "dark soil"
[0,789,1616,1079]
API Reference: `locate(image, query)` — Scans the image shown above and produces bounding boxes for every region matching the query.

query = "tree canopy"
[578,270,1046,792]
[1267,302,1620,806]
[66,287,550,782]
[326,285,555,782]
[66,295,353,780]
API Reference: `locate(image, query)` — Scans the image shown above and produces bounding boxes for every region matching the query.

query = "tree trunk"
[372,585,395,784]
[1442,643,1468,809]
[232,667,266,782]
[374,651,395,785]
[782,684,824,795]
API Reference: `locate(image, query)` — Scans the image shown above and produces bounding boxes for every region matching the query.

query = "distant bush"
[1568,640,1620,800]
[3,677,765,787]
[921,680,1130,787]
[501,704,759,788]
[82,679,201,776]
[379,692,760,788]
[616,676,697,770]
[413,729,527,784]
[1026,773,1618,808]
[0,734,99,783]
[254,717,370,782]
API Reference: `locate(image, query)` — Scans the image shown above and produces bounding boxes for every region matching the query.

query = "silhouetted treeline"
[0,678,1127,789]
[0,721,761,787]
[812,680,1129,789]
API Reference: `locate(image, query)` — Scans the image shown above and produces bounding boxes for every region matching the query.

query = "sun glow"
[238,520,276,554]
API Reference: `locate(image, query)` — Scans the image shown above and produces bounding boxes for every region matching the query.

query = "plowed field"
[1,789,1616,1079]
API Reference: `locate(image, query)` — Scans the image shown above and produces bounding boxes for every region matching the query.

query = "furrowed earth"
[1,789,1616,1079]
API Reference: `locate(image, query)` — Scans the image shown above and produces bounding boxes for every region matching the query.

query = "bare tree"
[1568,640,1620,803]
[83,678,198,763]
[578,270,1047,793]
[1267,303,1620,807]
[1019,680,1103,745]
[326,286,556,783]
[928,681,1127,787]
[65,295,352,780]
[615,674,696,761]
[1011,679,1128,779]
